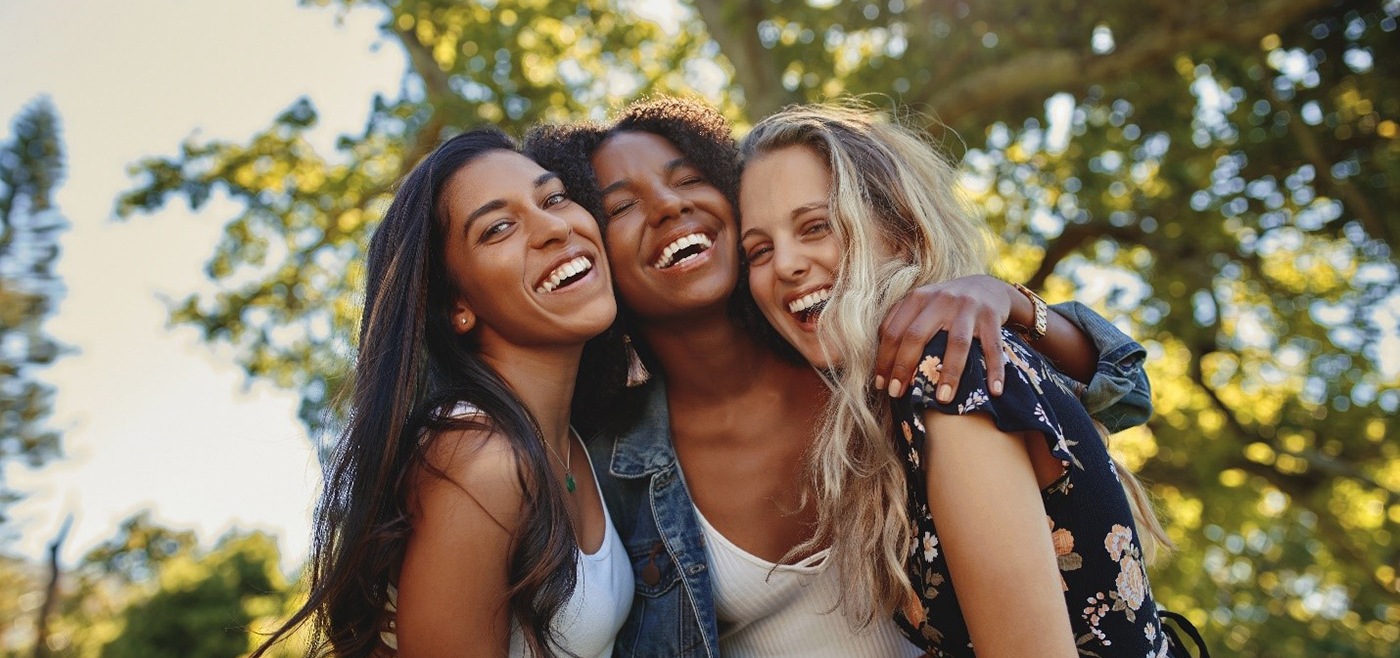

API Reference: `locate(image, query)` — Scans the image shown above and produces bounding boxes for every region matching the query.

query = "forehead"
[592,131,684,183]
[442,150,546,216]
[740,145,830,227]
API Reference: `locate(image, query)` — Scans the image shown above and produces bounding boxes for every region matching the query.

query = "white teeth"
[653,232,714,269]
[788,287,832,314]
[536,256,593,293]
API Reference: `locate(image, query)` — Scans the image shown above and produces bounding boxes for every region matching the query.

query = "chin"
[772,327,819,368]
[800,347,834,370]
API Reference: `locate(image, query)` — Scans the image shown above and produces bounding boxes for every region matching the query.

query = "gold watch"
[1009,282,1048,341]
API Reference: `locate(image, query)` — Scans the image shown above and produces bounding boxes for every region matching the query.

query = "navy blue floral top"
[892,329,1175,657]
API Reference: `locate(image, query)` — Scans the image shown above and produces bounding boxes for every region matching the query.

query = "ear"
[451,302,476,334]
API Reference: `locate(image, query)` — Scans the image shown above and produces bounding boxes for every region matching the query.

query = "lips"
[651,232,715,269]
[535,254,595,294]
[785,285,832,326]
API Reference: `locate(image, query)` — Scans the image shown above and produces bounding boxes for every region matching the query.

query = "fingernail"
[888,379,904,398]
[991,379,1004,396]
[875,375,887,391]
[937,383,953,403]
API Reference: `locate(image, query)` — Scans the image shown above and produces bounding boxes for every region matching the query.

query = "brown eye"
[480,219,513,241]
[606,199,637,218]
[745,243,773,265]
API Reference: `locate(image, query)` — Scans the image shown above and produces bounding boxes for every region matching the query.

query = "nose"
[773,240,808,283]
[645,187,689,228]
[526,207,572,249]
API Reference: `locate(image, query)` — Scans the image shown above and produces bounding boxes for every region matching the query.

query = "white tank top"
[506,437,632,657]
[383,405,633,657]
[697,508,923,658]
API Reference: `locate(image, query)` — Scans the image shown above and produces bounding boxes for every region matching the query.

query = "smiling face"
[590,131,739,322]
[739,145,843,368]
[440,150,615,351]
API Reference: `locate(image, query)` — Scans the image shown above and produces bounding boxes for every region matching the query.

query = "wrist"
[1005,281,1032,329]
[1007,282,1048,341]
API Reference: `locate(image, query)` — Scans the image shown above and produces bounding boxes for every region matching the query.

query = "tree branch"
[1261,81,1394,252]
[915,0,1335,128]
[691,0,799,119]
[1027,222,1142,289]
[1184,333,1400,509]
[33,515,72,658]
[391,24,451,177]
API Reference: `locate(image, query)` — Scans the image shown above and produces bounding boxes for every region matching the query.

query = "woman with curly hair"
[524,98,1156,657]
[738,104,1199,657]
[251,128,632,657]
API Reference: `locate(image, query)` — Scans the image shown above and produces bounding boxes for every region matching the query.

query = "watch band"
[1010,282,1048,341]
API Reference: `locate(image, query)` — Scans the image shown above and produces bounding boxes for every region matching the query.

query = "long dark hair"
[254,128,579,657]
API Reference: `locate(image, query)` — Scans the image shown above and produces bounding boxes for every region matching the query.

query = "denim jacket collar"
[609,380,678,478]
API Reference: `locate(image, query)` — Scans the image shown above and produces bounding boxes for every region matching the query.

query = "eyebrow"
[739,200,827,242]
[790,201,827,218]
[462,171,564,235]
[598,158,686,197]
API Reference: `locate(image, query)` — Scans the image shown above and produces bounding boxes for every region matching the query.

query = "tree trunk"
[32,516,71,658]
[691,0,800,120]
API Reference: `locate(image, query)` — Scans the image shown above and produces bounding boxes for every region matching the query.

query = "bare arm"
[396,430,522,657]
[876,275,1097,401]
[920,409,1078,658]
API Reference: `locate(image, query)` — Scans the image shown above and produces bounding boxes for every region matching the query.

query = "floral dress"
[891,329,1175,657]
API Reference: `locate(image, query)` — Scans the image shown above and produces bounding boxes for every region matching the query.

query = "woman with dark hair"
[524,98,1156,657]
[252,128,632,657]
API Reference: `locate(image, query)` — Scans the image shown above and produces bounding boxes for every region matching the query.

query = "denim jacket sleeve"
[1047,301,1153,433]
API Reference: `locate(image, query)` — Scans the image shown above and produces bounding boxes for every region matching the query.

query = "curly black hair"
[524,97,801,408]
[524,97,741,231]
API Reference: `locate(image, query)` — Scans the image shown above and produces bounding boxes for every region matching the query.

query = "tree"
[0,98,66,529]
[97,531,289,658]
[5,513,301,658]
[117,0,1399,653]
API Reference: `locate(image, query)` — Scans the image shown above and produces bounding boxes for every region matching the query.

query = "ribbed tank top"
[696,508,923,657]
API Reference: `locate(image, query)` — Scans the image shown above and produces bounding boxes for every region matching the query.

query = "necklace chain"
[535,422,578,494]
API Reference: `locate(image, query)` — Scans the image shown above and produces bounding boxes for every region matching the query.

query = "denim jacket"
[583,301,1151,657]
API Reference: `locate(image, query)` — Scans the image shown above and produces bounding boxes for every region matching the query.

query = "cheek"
[604,220,641,261]
[703,189,738,233]
[601,233,651,309]
[746,267,783,320]
[817,240,844,275]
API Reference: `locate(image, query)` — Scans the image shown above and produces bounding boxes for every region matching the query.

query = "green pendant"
[565,473,576,493]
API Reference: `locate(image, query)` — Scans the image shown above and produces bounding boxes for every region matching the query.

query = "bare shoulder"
[412,422,528,535]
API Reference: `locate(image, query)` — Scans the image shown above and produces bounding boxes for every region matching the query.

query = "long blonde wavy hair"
[738,103,1169,628]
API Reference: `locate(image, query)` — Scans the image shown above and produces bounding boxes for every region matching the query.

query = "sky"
[0,0,406,569]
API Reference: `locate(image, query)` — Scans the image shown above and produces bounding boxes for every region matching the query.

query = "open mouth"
[535,255,594,294]
[652,232,715,269]
[787,287,831,325]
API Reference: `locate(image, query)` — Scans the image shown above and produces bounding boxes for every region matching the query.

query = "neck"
[639,307,802,401]
[479,342,581,452]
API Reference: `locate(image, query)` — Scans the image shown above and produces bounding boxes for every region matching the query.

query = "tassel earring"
[623,335,651,388]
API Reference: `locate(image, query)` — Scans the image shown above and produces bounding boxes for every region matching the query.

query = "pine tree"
[0,98,67,527]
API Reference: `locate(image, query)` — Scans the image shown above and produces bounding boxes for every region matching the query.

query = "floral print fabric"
[892,329,1173,657]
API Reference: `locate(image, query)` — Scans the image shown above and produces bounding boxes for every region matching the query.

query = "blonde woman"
[737,105,1205,657]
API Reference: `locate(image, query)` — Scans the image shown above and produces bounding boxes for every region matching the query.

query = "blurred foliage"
[3,512,305,658]
[0,98,66,531]
[115,0,1398,654]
